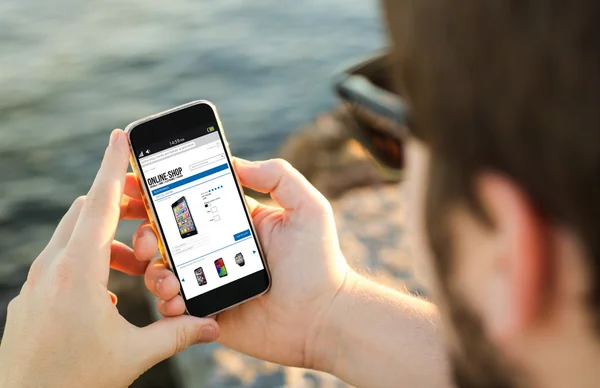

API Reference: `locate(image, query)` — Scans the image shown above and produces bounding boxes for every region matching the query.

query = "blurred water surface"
[0,0,383,157]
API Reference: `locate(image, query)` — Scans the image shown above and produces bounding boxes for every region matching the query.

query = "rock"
[277,106,401,199]
[331,184,424,295]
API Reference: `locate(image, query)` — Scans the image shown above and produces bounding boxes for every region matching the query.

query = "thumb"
[233,157,326,211]
[137,316,220,366]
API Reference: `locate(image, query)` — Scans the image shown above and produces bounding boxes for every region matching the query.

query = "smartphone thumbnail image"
[214,258,228,278]
[171,196,198,239]
[194,267,207,286]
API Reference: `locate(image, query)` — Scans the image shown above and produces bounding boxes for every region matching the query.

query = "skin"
[145,156,451,387]
[132,137,600,387]
[406,139,600,388]
[2,130,599,387]
[0,130,452,388]
[0,130,219,388]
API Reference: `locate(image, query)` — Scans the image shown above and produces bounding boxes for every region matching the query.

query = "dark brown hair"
[383,0,600,329]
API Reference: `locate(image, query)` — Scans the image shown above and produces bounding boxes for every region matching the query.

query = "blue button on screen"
[233,229,251,241]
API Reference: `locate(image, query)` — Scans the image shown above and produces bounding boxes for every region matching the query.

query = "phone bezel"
[126,100,271,318]
[171,196,198,239]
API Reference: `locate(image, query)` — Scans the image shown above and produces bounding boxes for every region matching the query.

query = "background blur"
[0,1,422,387]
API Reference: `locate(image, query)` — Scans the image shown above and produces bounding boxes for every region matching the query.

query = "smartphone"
[194,267,207,286]
[126,100,270,317]
[214,258,228,277]
[171,196,198,239]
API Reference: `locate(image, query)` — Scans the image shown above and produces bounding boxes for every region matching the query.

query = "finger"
[157,297,187,317]
[244,195,280,232]
[244,195,261,214]
[233,158,327,211]
[110,241,149,276]
[132,220,158,261]
[120,195,148,220]
[145,258,176,296]
[66,129,130,276]
[157,274,182,301]
[245,195,258,213]
[44,196,86,254]
[135,316,219,368]
[124,173,143,200]
[133,220,158,262]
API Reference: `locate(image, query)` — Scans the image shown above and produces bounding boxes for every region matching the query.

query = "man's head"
[383,0,600,386]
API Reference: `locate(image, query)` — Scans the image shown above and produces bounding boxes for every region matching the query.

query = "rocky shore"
[0,109,422,387]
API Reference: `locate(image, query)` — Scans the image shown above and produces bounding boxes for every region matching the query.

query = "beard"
[442,285,520,388]
[425,160,523,387]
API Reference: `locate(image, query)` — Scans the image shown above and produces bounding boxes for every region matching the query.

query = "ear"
[476,173,550,343]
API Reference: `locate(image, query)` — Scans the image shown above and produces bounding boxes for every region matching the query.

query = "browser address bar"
[140,142,196,166]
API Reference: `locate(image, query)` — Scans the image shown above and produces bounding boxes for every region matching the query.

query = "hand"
[0,130,219,388]
[143,158,350,369]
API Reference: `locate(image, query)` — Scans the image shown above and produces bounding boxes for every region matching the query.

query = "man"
[1,0,599,387]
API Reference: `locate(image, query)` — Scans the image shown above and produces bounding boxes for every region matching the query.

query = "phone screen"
[133,116,266,303]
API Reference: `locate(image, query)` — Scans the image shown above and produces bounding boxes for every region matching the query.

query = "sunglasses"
[333,52,410,174]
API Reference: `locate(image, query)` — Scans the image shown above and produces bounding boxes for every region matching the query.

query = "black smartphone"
[171,196,198,239]
[126,100,270,317]
[194,267,207,286]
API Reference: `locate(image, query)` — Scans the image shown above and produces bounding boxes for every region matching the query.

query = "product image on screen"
[235,253,245,267]
[194,267,207,286]
[172,197,197,239]
[215,258,228,278]
[137,125,267,302]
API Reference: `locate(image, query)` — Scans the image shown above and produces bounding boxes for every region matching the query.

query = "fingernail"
[134,231,146,249]
[108,291,118,306]
[199,325,217,343]
[109,129,122,146]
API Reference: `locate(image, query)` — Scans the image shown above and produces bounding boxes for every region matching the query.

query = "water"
[0,0,384,158]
